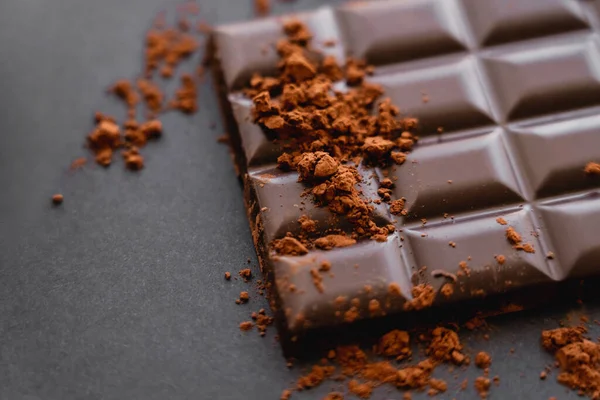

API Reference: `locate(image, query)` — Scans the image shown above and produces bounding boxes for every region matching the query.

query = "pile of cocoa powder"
[248,18,416,255]
[278,326,501,400]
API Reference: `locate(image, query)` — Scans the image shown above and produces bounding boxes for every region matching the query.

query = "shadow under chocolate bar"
[209,0,600,347]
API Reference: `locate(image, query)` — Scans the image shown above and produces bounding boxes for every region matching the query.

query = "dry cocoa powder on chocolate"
[584,162,600,175]
[248,18,418,258]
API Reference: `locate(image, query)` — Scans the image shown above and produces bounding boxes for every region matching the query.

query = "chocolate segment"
[212,0,600,335]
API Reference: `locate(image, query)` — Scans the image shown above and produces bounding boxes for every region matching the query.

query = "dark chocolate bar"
[211,0,600,335]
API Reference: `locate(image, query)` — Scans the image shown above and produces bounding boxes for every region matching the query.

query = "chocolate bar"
[211,0,600,336]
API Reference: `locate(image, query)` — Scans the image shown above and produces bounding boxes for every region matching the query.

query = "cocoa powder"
[247,19,418,257]
[75,7,202,172]
[541,326,600,399]
[584,162,600,175]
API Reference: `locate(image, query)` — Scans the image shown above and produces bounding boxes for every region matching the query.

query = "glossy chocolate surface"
[212,0,600,333]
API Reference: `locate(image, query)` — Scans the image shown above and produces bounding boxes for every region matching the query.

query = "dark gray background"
[0,0,598,399]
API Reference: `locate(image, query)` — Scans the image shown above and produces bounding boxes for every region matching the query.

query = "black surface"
[0,1,599,399]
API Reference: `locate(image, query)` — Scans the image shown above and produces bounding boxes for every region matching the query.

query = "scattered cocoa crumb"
[239,268,252,281]
[474,376,491,399]
[465,316,487,331]
[110,79,139,118]
[427,327,466,365]
[448,241,456,248]
[475,351,492,369]
[390,198,406,215]
[584,162,600,175]
[495,254,506,264]
[224,272,231,280]
[547,251,555,259]
[388,282,402,296]
[458,261,471,277]
[496,217,507,225]
[169,73,198,114]
[314,234,356,250]
[70,157,87,170]
[403,284,435,311]
[428,378,447,396]
[137,79,164,115]
[378,330,411,360]
[440,283,454,297]
[280,389,292,400]
[505,227,522,245]
[514,243,535,253]
[51,194,64,205]
[239,321,253,331]
[87,116,122,167]
[254,310,274,335]
[320,261,331,272]
[540,371,547,380]
[540,326,600,399]
[348,380,372,399]
[254,0,270,16]
[541,327,586,352]
[273,237,308,255]
[323,393,344,400]
[310,268,325,293]
[296,365,335,390]
[122,147,144,170]
[239,291,250,303]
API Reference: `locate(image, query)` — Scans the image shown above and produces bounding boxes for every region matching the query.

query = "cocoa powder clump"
[542,327,587,351]
[541,326,600,399]
[348,380,373,399]
[169,73,198,113]
[273,236,309,255]
[51,194,64,205]
[314,234,356,250]
[296,365,335,390]
[403,284,436,311]
[474,376,491,399]
[427,327,466,365]
[505,227,522,245]
[378,330,411,360]
[584,162,600,175]
[475,351,492,369]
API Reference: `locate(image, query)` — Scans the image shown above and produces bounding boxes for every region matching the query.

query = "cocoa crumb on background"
[70,157,87,170]
[224,272,231,280]
[541,326,600,399]
[51,194,64,205]
[254,0,270,16]
[239,291,249,303]
[169,74,198,113]
[239,321,253,331]
[475,376,491,399]
[475,351,492,369]
[239,268,252,281]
